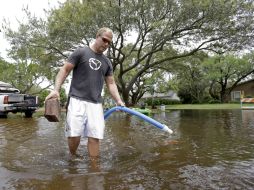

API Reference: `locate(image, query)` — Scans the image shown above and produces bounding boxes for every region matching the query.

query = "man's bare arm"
[105,75,125,106]
[45,62,74,100]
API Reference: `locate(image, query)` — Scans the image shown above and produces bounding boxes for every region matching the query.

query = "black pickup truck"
[0,81,39,118]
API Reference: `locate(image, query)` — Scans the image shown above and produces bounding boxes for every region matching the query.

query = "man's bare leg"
[68,136,81,156]
[88,137,100,171]
[88,137,100,157]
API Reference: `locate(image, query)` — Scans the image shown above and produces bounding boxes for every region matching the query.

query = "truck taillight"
[4,96,9,104]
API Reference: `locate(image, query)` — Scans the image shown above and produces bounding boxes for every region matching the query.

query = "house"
[229,79,254,102]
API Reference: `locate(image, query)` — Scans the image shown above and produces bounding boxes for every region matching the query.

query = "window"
[231,91,241,101]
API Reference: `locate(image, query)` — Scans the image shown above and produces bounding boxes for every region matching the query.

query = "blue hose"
[104,106,173,134]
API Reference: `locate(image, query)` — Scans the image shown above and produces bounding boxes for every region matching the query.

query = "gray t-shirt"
[67,46,113,103]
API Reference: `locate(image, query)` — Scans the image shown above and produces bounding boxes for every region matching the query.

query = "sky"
[0,0,66,59]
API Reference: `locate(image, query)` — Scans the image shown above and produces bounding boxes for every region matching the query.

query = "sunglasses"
[101,36,111,44]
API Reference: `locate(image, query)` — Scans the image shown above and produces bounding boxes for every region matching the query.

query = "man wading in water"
[45,27,125,165]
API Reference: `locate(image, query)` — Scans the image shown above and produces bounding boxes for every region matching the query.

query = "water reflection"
[0,110,253,189]
[242,110,254,127]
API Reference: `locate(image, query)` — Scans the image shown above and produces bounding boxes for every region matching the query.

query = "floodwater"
[0,109,254,190]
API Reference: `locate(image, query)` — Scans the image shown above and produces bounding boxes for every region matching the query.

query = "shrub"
[208,99,221,104]
[144,98,180,106]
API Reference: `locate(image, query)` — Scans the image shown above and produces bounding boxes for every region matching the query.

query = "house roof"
[237,78,254,86]
[239,79,254,84]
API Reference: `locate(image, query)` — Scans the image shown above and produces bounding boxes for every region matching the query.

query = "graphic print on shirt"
[89,58,102,70]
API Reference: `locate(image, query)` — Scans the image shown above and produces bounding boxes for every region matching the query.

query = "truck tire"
[24,111,33,118]
[0,112,7,118]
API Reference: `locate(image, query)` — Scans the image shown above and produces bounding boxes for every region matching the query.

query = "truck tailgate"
[1,94,25,103]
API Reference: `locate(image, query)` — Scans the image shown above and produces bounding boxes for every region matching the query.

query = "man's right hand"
[45,90,60,101]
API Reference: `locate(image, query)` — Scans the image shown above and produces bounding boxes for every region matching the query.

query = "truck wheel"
[24,111,33,118]
[0,112,7,118]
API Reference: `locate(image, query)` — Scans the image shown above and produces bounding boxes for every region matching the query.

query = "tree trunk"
[122,89,131,107]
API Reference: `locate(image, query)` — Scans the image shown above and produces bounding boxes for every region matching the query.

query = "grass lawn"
[165,103,242,110]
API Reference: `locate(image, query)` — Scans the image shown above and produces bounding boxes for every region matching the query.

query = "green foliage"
[59,88,68,107]
[2,0,254,106]
[145,98,180,106]
[203,53,254,102]
[38,88,67,107]
[1,14,58,94]
[0,58,11,82]
[38,89,51,107]
[175,52,254,104]
[0,60,55,94]
[203,54,253,82]
[175,52,210,103]
[208,99,221,104]
[177,89,194,104]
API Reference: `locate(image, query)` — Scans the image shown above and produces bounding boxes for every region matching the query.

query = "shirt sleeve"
[67,47,83,66]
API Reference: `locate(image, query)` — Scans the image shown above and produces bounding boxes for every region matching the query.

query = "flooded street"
[0,109,254,189]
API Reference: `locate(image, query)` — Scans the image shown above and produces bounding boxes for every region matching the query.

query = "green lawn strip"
[165,103,241,110]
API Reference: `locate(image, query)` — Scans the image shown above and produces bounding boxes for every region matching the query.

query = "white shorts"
[65,97,105,139]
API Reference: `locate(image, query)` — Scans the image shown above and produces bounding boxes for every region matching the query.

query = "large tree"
[2,0,254,105]
[174,52,254,103]
[1,15,58,94]
[203,53,254,102]
[174,52,209,103]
